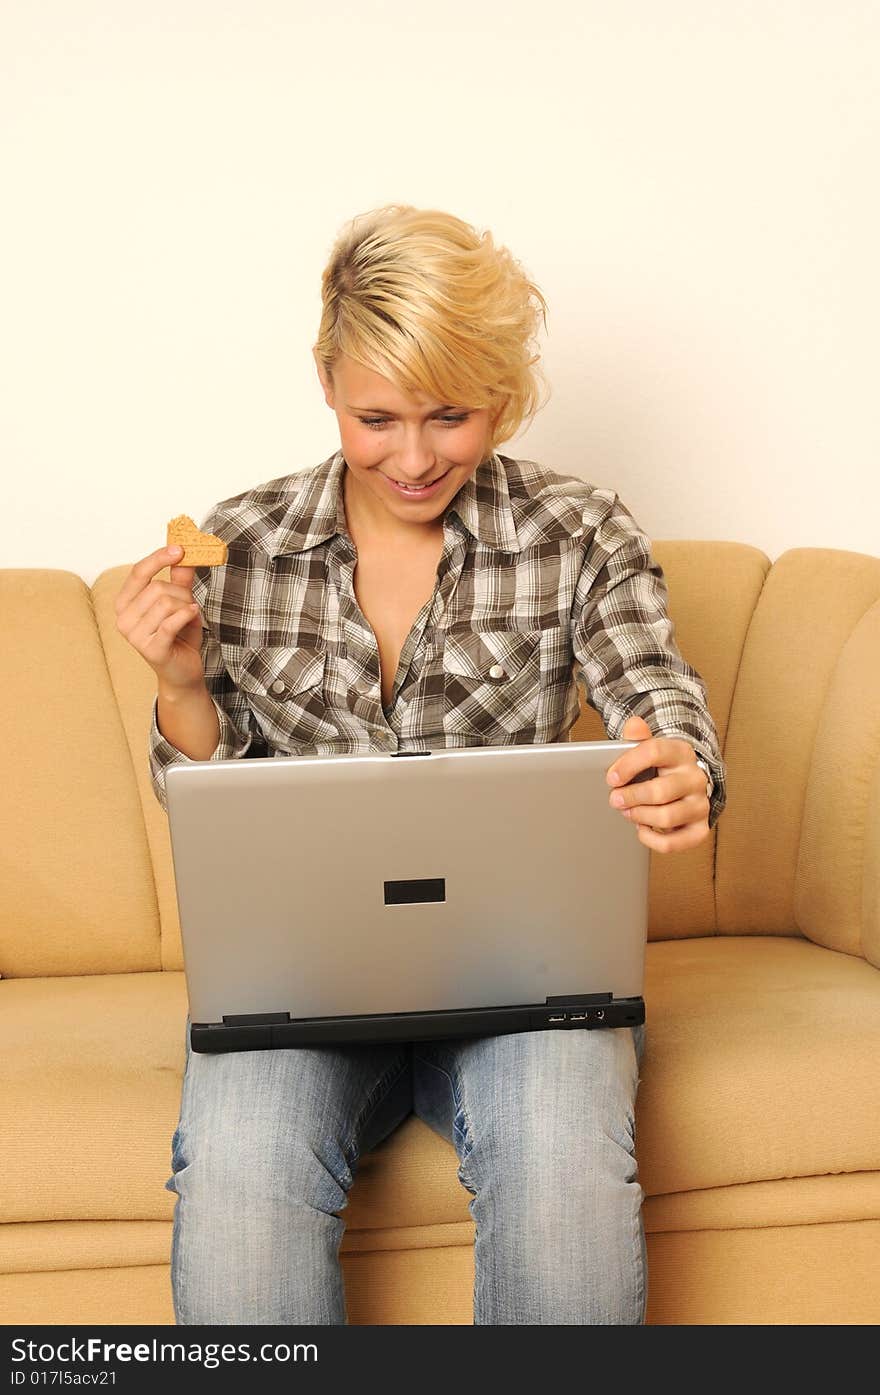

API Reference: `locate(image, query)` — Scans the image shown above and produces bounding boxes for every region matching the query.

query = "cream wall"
[2,0,877,586]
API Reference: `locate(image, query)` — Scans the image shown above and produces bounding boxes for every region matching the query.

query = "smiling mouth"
[384,470,450,489]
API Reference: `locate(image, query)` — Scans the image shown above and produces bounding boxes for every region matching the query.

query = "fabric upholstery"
[2,540,878,1325]
[92,566,184,973]
[716,548,880,942]
[796,591,880,960]
[3,940,878,1223]
[570,540,767,941]
[0,570,160,978]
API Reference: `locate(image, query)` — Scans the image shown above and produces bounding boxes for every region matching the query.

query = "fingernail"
[169,546,182,556]
[608,770,620,785]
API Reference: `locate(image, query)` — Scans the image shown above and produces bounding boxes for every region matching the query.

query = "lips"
[387,472,447,487]
[380,468,452,501]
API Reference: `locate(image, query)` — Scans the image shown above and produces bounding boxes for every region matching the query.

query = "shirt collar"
[267,449,523,558]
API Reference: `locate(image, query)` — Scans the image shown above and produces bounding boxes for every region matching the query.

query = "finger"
[619,792,708,827]
[115,547,185,615]
[117,580,200,634]
[129,594,198,648]
[138,602,202,665]
[169,564,196,593]
[607,757,660,789]
[624,765,706,804]
[607,737,693,787]
[634,819,709,855]
[607,744,660,786]
[608,771,677,809]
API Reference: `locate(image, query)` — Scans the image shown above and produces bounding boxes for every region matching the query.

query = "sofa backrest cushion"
[569,540,768,940]
[82,541,880,974]
[717,548,880,965]
[800,591,880,967]
[0,570,162,977]
[92,564,185,971]
[101,544,759,962]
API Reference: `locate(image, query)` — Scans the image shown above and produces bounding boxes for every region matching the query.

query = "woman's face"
[314,351,494,537]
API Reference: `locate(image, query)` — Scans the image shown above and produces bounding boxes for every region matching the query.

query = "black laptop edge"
[190,995,646,1052]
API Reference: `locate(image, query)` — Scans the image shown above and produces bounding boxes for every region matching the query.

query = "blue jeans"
[164,1015,647,1325]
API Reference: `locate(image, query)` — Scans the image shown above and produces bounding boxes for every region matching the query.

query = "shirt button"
[271,680,286,694]
[488,663,506,679]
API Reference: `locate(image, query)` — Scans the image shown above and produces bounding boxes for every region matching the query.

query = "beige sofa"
[2,539,879,1326]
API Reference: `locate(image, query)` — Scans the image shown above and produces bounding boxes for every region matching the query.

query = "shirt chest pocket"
[235,645,338,750]
[439,627,548,741]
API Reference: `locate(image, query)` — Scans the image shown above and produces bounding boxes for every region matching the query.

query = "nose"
[392,429,437,482]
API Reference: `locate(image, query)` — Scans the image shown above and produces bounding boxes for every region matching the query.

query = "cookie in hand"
[166,515,228,567]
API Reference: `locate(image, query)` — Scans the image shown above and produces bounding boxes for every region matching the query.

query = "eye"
[357,413,470,430]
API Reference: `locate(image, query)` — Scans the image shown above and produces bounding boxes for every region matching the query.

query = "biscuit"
[166,515,228,567]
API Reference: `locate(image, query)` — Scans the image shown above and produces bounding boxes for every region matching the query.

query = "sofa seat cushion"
[339,935,880,1224]
[635,936,880,1194]
[3,937,878,1225]
[0,970,471,1225]
[2,972,192,1223]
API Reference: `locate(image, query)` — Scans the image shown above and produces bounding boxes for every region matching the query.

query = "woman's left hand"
[606,714,711,854]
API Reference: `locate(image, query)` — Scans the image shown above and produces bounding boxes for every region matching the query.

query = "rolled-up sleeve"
[148,569,268,814]
[571,492,727,830]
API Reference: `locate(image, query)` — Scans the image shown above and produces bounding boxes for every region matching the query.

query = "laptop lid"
[164,740,651,1052]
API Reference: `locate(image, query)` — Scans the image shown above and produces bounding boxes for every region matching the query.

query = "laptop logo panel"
[384,877,446,905]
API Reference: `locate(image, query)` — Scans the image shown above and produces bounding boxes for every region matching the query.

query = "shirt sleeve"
[570,492,728,830]
[148,565,269,814]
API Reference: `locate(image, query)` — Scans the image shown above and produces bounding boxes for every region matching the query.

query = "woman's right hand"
[115,546,207,692]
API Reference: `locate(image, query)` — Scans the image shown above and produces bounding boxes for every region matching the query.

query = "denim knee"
[451,1025,641,1196]
[166,1113,353,1218]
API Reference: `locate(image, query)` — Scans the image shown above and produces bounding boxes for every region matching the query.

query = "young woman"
[116,204,726,1325]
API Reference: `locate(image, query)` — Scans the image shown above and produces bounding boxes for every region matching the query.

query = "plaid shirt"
[149,449,727,827]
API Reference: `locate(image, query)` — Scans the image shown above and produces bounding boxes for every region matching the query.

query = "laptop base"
[190,996,646,1053]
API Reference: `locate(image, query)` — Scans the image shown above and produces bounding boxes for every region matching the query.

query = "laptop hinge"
[222,1011,292,1026]
[545,992,613,1005]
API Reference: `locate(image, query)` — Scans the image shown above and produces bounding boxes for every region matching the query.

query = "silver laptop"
[164,740,652,1053]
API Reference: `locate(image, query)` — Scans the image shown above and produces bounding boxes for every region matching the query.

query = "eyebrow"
[346,403,461,415]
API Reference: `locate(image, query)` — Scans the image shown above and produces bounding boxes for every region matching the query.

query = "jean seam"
[343,1056,411,1166]
[413,1048,476,1187]
[633,1152,647,1321]
[631,1024,647,1321]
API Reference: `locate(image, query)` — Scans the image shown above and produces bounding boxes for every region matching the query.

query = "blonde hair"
[313,204,550,453]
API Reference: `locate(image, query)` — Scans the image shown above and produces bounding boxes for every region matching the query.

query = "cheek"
[340,425,384,464]
[446,422,488,461]
[463,416,493,456]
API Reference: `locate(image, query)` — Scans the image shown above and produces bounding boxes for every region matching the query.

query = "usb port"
[547,1013,567,1024]
[569,1011,587,1022]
